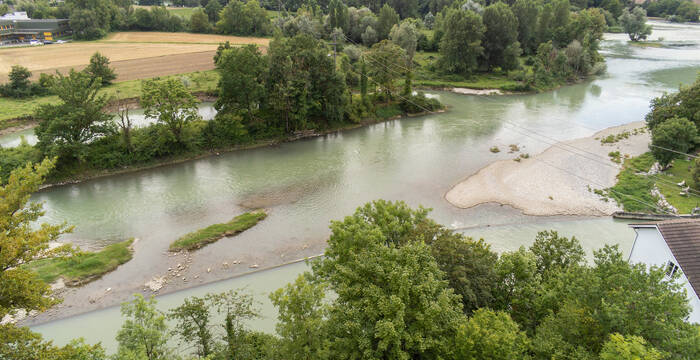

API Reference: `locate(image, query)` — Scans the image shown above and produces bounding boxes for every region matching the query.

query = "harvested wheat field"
[103,32,271,46]
[0,32,269,82]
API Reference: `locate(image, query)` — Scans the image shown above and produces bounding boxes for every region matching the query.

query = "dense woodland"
[2,173,700,359]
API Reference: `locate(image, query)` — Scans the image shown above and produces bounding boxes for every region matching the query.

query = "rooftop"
[633,219,700,295]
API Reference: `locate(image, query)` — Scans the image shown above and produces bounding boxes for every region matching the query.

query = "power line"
[649,144,700,159]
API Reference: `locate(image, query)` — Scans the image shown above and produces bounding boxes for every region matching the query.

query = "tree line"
[0,34,440,183]
[2,189,700,359]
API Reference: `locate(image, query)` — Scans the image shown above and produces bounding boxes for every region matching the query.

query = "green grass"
[655,158,698,214]
[25,239,134,286]
[170,211,267,251]
[167,7,199,18]
[0,70,220,124]
[413,52,523,90]
[629,41,664,48]
[607,152,699,214]
[607,153,657,213]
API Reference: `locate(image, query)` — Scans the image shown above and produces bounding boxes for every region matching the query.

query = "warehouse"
[0,18,71,45]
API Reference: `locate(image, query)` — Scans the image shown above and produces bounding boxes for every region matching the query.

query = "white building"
[629,219,700,324]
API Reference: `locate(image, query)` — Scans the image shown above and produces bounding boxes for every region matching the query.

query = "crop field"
[0,32,269,82]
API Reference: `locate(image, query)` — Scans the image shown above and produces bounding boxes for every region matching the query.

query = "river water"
[24,21,700,352]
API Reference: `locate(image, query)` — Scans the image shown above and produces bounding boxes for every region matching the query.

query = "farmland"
[0,32,269,82]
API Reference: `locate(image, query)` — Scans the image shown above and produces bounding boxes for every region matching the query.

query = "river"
[21,21,700,352]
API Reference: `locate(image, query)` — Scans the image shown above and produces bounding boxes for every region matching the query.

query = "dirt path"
[445,122,651,216]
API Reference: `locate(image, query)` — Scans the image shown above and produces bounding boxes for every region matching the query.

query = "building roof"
[634,219,700,295]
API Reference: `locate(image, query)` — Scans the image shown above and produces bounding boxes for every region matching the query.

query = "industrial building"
[0,18,71,44]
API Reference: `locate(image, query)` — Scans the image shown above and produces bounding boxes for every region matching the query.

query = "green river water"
[20,22,700,352]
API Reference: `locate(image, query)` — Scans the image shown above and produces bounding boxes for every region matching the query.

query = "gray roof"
[645,219,700,295]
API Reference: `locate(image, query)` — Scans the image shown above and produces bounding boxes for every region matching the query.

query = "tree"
[377,3,400,40]
[455,308,530,360]
[693,158,700,190]
[388,0,418,19]
[620,7,652,41]
[313,200,466,359]
[216,0,270,36]
[646,76,700,130]
[3,65,32,98]
[482,2,521,71]
[84,52,116,86]
[529,230,585,277]
[215,44,267,125]
[328,0,349,31]
[116,294,171,360]
[531,245,698,359]
[204,0,222,23]
[1,324,105,360]
[70,9,106,40]
[599,333,663,360]
[35,70,114,161]
[0,158,71,320]
[168,295,214,357]
[207,290,260,358]
[270,274,330,359]
[141,78,201,145]
[438,9,485,75]
[366,40,406,101]
[114,93,133,153]
[512,0,539,54]
[189,9,212,33]
[426,229,499,314]
[0,4,8,16]
[650,116,697,167]
[389,20,418,61]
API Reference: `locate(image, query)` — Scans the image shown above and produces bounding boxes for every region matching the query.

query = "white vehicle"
[29,40,42,46]
[56,40,66,44]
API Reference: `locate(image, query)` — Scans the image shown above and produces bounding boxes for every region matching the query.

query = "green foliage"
[216,0,271,36]
[607,153,658,213]
[312,200,465,359]
[619,7,653,42]
[377,3,400,40]
[84,52,117,86]
[389,20,418,61]
[438,9,485,76]
[204,0,222,23]
[116,294,171,360]
[650,116,697,166]
[0,142,41,184]
[0,158,71,319]
[599,333,663,360]
[367,40,406,101]
[169,211,267,251]
[482,2,521,71]
[168,290,260,358]
[215,44,267,124]
[25,239,133,285]
[189,8,212,33]
[1,324,106,360]
[455,308,530,360]
[646,75,700,131]
[270,274,330,359]
[0,65,48,99]
[530,230,585,277]
[35,70,114,162]
[141,78,201,145]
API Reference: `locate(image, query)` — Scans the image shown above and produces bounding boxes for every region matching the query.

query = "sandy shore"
[446,122,651,216]
[451,87,503,95]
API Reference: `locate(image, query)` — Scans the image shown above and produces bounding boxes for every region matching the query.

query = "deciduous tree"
[438,9,485,75]
[116,294,171,360]
[141,78,201,145]
[84,52,116,86]
[619,7,652,42]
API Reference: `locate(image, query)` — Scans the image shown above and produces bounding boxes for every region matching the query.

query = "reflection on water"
[24,21,700,350]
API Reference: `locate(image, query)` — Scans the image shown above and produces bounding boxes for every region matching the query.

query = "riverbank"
[445,122,651,216]
[37,106,446,190]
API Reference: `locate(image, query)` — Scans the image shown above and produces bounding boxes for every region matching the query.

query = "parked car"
[55,40,67,44]
[29,40,42,46]
[43,40,53,45]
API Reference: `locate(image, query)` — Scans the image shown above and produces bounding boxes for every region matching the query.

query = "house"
[628,219,700,323]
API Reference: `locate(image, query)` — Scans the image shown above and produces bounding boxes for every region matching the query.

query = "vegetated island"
[24,238,135,287]
[445,122,650,216]
[169,211,267,252]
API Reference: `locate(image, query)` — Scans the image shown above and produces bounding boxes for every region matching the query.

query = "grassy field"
[608,152,698,214]
[25,239,134,285]
[413,52,523,90]
[170,211,267,251]
[0,70,219,123]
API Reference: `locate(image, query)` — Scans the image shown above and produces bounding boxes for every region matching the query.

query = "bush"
[399,92,442,114]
